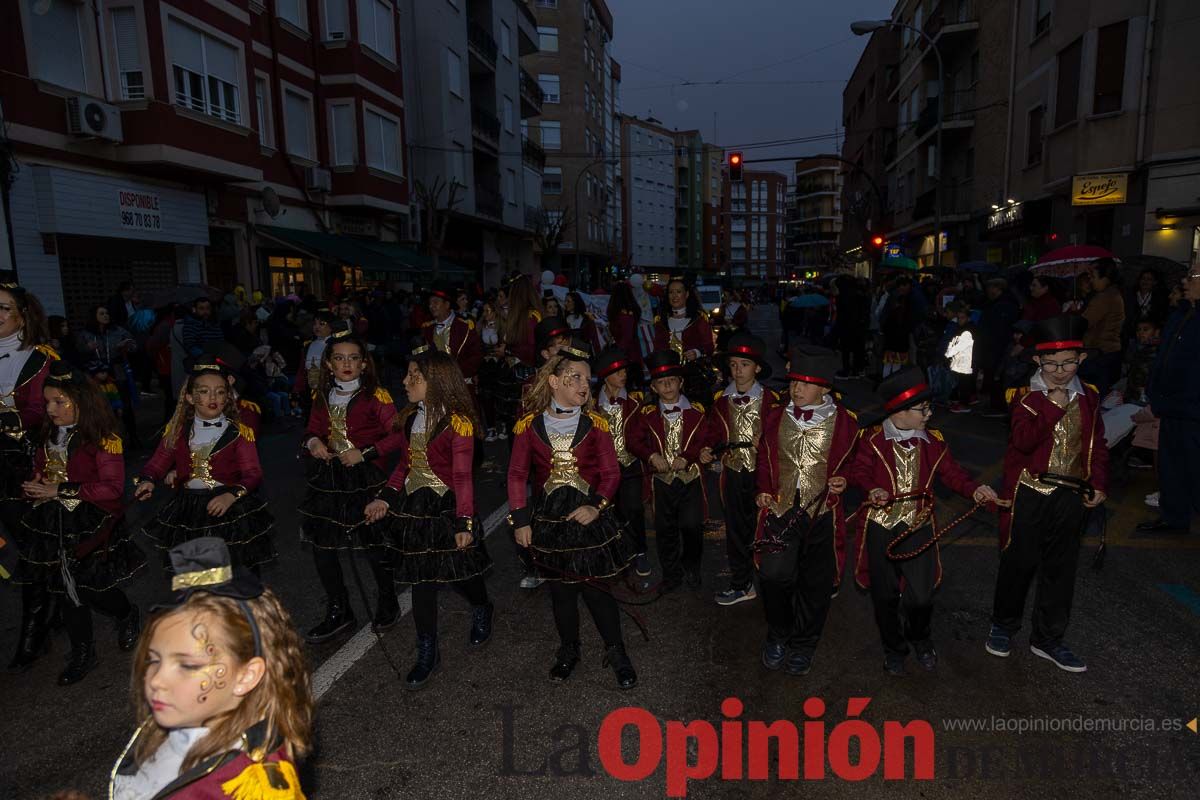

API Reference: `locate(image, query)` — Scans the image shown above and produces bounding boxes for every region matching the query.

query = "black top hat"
[876,367,933,414]
[645,349,684,379]
[535,316,571,347]
[46,359,87,385]
[1030,315,1089,355]
[785,345,839,388]
[164,537,264,602]
[719,331,772,381]
[558,336,592,363]
[428,283,455,303]
[188,358,229,378]
[593,346,634,380]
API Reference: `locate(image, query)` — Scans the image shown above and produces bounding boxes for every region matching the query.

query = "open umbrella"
[788,293,830,308]
[1032,245,1118,277]
[881,256,918,270]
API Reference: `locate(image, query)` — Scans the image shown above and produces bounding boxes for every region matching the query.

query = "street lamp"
[851,18,945,268]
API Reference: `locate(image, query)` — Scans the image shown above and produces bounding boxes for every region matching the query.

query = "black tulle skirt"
[298,457,387,549]
[0,436,33,504]
[17,499,145,594]
[528,486,636,582]
[143,487,276,568]
[383,486,491,584]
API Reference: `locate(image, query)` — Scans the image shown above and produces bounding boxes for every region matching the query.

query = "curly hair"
[404,350,481,439]
[164,371,240,449]
[522,354,593,416]
[0,286,50,348]
[316,335,379,407]
[41,373,120,450]
[130,589,314,772]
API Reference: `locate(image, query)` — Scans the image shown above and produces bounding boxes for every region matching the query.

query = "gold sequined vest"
[406,430,449,495]
[722,395,763,473]
[869,441,923,529]
[328,400,353,454]
[545,432,593,496]
[1020,394,1083,495]
[771,412,834,516]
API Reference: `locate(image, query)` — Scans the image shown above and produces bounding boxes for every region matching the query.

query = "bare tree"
[414,177,463,280]
[530,205,574,270]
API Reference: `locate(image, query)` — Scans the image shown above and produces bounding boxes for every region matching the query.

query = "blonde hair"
[521,354,594,416]
[130,589,313,771]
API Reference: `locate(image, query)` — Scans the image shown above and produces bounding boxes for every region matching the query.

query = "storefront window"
[268,255,308,297]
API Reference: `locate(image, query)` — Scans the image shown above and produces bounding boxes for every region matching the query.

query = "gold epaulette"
[465,319,476,330]
[35,344,60,361]
[630,391,644,403]
[239,399,261,415]
[653,315,663,325]
[844,407,858,420]
[513,413,536,434]
[530,310,542,322]
[450,413,473,437]
[712,390,724,404]
[238,423,256,443]
[220,760,304,800]
[928,429,944,441]
[588,411,610,432]
[640,405,656,415]
[1006,387,1028,406]
[1083,382,1099,395]
[692,401,705,413]
[374,387,393,404]
[101,435,123,455]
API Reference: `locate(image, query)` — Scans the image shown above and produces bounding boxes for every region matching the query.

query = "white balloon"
[541,270,555,285]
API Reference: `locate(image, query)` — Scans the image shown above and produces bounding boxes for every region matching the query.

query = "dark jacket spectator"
[1021,276,1061,322]
[976,279,1020,370]
[1123,268,1170,342]
[180,298,223,357]
[1148,300,1199,422]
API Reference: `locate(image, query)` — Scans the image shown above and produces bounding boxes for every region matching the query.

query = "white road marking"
[312,501,510,700]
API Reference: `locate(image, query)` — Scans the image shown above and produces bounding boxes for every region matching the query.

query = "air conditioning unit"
[65,96,123,143]
[328,30,346,40]
[306,166,332,193]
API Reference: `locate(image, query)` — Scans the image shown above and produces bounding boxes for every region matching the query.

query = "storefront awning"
[355,241,474,284]
[257,226,474,284]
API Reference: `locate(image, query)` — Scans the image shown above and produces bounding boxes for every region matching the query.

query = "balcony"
[914,90,977,139]
[519,67,544,116]
[924,0,979,43]
[471,106,501,152]
[522,136,546,171]
[475,183,502,219]
[468,22,497,71]
[677,192,689,209]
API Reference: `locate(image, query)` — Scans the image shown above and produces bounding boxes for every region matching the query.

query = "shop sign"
[987,203,1024,231]
[336,215,378,237]
[118,190,162,232]
[1071,173,1128,206]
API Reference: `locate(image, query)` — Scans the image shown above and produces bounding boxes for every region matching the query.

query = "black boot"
[58,642,98,686]
[603,643,638,690]
[8,591,51,673]
[372,592,401,633]
[116,605,141,653]
[548,641,581,682]
[305,593,356,643]
[468,602,494,647]
[404,633,440,690]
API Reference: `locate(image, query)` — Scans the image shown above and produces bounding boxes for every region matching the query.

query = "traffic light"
[865,232,886,258]
[729,151,743,182]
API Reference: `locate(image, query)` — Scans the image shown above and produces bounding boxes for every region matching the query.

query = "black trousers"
[721,468,757,590]
[312,546,396,606]
[616,462,647,554]
[411,576,490,637]
[550,580,623,648]
[1158,416,1200,529]
[838,327,866,374]
[758,511,835,655]
[653,478,704,582]
[991,485,1085,648]
[953,371,974,403]
[64,585,132,650]
[865,520,938,657]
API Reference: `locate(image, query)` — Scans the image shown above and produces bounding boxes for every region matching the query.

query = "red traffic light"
[730,153,742,165]
[728,151,744,181]
[871,235,884,247]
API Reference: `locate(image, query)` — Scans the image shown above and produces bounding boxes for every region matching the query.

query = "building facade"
[619,114,676,270]
[3,0,417,319]
[701,143,725,272]
[673,130,704,271]
[787,156,845,270]
[722,168,788,281]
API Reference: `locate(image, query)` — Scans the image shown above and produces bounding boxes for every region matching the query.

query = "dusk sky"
[607,0,895,172]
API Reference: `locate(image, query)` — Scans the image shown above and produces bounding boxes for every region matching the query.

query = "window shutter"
[168,18,205,74]
[204,37,239,85]
[111,8,141,72]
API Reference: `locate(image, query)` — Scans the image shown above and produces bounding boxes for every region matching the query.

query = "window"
[330,102,355,166]
[323,0,349,41]
[543,166,563,194]
[503,96,514,134]
[359,0,395,61]
[499,20,511,60]
[506,169,517,205]
[1035,0,1052,37]
[277,0,307,31]
[30,0,86,91]
[1026,106,1044,165]
[1093,20,1128,115]
[110,8,144,100]
[255,77,274,146]
[283,89,313,159]
[535,0,558,7]
[538,26,559,52]
[1054,37,1082,127]
[540,121,561,150]
[364,108,401,174]
[168,18,242,124]
[447,49,463,97]
[538,74,560,103]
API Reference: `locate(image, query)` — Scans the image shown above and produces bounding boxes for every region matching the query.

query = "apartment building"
[2,0,417,318]
[674,129,704,271]
[787,156,844,269]
[722,168,788,281]
[701,143,725,272]
[605,58,624,271]
[619,114,676,270]
[399,0,543,286]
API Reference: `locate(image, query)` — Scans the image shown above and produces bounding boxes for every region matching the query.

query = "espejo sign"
[118,190,162,232]
[1071,173,1128,206]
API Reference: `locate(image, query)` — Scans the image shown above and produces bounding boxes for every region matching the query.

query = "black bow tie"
[793,408,814,422]
[202,420,224,428]
[552,406,577,415]
[732,396,751,406]
[663,406,682,414]
[0,353,9,360]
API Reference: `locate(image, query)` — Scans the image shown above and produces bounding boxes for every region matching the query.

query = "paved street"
[2,304,1198,799]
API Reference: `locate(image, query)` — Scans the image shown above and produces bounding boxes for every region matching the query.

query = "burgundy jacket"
[33,433,125,516]
[507,410,620,528]
[625,401,708,479]
[422,314,483,380]
[0,345,54,436]
[720,302,749,329]
[140,420,262,492]
[506,311,542,367]
[237,398,262,439]
[652,313,715,357]
[381,408,476,521]
[754,405,860,584]
[847,426,980,589]
[999,384,1108,549]
[607,310,643,365]
[702,387,783,459]
[304,386,403,458]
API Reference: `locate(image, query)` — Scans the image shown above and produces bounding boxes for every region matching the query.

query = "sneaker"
[1030,643,1087,673]
[1144,492,1160,508]
[883,653,907,676]
[914,644,938,671]
[497,428,509,440]
[519,574,545,590]
[761,642,787,671]
[949,402,971,414]
[633,553,652,577]
[785,651,813,676]
[984,625,1011,658]
[715,585,757,606]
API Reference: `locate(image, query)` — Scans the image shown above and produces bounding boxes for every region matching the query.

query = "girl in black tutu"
[16,360,143,685]
[135,362,275,571]
[507,339,639,689]
[299,328,403,642]
[364,348,492,689]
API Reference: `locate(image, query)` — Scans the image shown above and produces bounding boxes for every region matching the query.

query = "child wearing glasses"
[987,315,1108,673]
[849,367,998,676]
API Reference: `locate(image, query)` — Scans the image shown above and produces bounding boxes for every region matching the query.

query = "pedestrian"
[564,291,602,353]
[753,346,858,676]
[1021,275,1061,323]
[298,329,403,642]
[507,339,639,689]
[500,274,543,370]
[1122,268,1169,345]
[135,362,275,572]
[294,310,336,405]
[227,309,263,356]
[593,346,650,578]
[879,277,914,378]
[77,304,141,449]
[943,301,976,414]
[605,282,644,375]
[988,315,1108,673]
[700,331,779,607]
[109,538,311,800]
[179,296,222,360]
[421,284,483,394]
[849,367,998,675]
[1078,258,1125,399]
[977,278,1020,416]
[627,350,708,593]
[477,301,505,442]
[653,276,716,403]
[365,349,493,690]
[833,276,868,379]
[1124,318,1161,471]
[11,361,143,684]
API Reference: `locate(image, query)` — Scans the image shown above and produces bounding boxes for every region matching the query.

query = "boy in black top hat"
[849,367,998,675]
[627,350,708,591]
[987,315,1108,673]
[594,346,651,577]
[700,330,780,607]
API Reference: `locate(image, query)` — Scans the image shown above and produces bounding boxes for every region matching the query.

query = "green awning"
[258,226,474,283]
[356,241,473,283]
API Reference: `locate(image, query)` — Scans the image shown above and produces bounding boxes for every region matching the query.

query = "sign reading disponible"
[1071,174,1128,206]
[118,190,163,232]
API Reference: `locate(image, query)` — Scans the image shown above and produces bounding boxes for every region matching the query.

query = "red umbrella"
[1032,245,1119,277]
